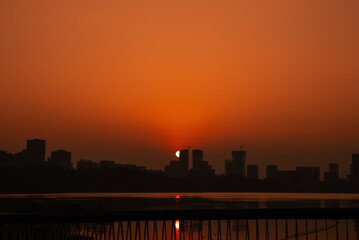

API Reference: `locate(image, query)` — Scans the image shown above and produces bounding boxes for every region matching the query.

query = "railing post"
[162,220,167,240]
[179,220,182,240]
[218,219,221,240]
[136,221,142,240]
[335,219,339,240]
[154,220,158,240]
[315,219,318,240]
[226,220,231,240]
[296,219,298,240]
[181,220,186,240]
[246,219,250,240]
[126,221,132,240]
[189,220,193,240]
[144,220,149,240]
[170,220,174,240]
[235,220,239,240]
[285,219,288,240]
[325,219,328,240]
[305,219,308,240]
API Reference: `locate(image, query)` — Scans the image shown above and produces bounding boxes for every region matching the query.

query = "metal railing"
[0,209,359,240]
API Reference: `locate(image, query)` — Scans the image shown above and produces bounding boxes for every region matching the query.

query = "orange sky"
[0,0,359,177]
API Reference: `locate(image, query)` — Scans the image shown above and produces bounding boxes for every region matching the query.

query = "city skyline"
[2,138,359,194]
[1,138,358,180]
[1,0,359,180]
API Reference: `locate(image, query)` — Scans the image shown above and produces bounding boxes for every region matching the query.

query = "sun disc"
[175,150,180,158]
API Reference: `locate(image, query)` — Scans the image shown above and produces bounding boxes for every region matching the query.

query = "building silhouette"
[0,150,15,168]
[77,159,146,172]
[266,165,320,187]
[266,165,278,181]
[26,139,46,165]
[164,160,181,178]
[100,160,117,169]
[270,170,297,184]
[165,149,189,178]
[324,163,339,183]
[179,149,189,176]
[247,164,258,180]
[77,159,100,170]
[296,166,320,182]
[192,149,203,170]
[117,163,146,171]
[4,138,359,193]
[47,150,73,169]
[349,154,359,183]
[14,149,30,167]
[225,150,246,177]
[225,150,246,178]
[190,149,215,176]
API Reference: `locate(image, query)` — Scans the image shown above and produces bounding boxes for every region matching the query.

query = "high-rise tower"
[179,149,189,177]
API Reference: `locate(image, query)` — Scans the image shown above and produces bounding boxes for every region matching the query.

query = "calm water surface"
[2,192,359,200]
[1,192,359,214]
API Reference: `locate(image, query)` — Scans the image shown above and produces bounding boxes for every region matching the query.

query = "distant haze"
[0,0,358,178]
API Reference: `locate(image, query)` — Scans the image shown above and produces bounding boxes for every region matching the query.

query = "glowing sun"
[175,150,180,158]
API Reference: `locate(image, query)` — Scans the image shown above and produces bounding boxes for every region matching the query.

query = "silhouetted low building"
[247,164,258,180]
[266,165,320,188]
[0,150,15,168]
[272,170,297,183]
[77,159,100,170]
[296,166,320,183]
[14,149,31,167]
[47,150,73,169]
[118,163,146,171]
[266,165,278,181]
[100,160,116,169]
[165,160,182,178]
[324,163,339,183]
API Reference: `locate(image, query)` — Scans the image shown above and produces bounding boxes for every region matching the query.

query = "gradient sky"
[1,0,359,177]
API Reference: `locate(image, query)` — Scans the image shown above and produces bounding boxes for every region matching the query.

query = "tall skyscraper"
[192,149,203,170]
[179,149,189,177]
[26,139,46,165]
